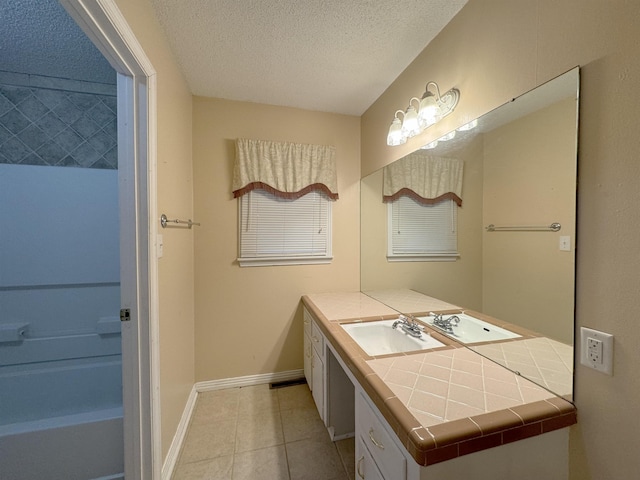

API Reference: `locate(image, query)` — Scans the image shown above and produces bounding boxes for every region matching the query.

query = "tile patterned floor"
[172,383,355,480]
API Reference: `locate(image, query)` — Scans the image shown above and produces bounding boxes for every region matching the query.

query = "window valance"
[383,152,463,206]
[232,138,338,200]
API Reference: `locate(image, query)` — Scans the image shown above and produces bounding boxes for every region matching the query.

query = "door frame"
[60,1,159,478]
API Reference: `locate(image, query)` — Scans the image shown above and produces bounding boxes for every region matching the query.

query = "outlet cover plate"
[580,327,614,375]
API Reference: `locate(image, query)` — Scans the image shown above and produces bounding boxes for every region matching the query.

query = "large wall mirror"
[361,67,579,400]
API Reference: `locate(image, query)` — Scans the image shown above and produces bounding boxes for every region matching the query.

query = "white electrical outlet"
[559,235,571,251]
[580,327,614,375]
[587,337,603,364]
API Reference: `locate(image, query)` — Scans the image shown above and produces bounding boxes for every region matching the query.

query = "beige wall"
[114,0,195,460]
[192,98,360,381]
[483,98,577,344]
[361,0,640,478]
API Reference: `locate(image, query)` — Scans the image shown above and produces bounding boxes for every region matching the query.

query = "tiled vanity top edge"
[301,294,577,467]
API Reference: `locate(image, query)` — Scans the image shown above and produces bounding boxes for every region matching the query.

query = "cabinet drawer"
[356,393,406,480]
[303,307,312,337]
[356,435,385,480]
[311,319,325,361]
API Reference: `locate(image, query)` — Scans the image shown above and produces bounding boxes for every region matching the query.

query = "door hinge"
[120,308,131,322]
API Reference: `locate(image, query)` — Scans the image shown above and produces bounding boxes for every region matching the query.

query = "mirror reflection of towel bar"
[160,214,201,229]
[485,222,561,232]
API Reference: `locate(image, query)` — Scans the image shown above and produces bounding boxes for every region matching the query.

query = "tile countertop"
[302,292,577,467]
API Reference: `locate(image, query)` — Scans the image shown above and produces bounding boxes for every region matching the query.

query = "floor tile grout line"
[277,390,294,480]
[230,386,241,480]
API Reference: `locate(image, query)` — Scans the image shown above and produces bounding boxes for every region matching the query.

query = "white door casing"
[59,1,159,479]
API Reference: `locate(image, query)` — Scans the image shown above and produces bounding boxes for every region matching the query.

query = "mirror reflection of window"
[387,197,458,262]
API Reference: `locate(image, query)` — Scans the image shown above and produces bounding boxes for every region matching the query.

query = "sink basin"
[418,313,521,344]
[340,319,445,356]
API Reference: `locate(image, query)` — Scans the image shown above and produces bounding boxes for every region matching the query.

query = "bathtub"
[0,407,124,480]
[0,332,124,480]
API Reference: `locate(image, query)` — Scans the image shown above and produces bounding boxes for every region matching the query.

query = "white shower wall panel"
[0,285,120,338]
[0,164,119,287]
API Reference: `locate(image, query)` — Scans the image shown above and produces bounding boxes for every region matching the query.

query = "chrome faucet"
[392,315,423,338]
[430,313,460,334]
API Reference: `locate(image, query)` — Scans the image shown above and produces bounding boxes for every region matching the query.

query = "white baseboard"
[196,369,305,392]
[160,369,305,479]
[161,385,197,480]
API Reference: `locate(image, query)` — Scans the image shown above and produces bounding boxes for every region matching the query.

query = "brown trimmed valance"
[383,152,463,206]
[232,138,338,200]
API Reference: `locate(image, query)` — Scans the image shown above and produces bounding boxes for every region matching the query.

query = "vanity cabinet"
[304,307,326,423]
[303,312,312,388]
[302,294,574,480]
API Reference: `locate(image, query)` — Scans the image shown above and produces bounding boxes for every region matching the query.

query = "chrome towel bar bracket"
[160,214,201,229]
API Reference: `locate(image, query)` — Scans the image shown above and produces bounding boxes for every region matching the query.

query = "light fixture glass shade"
[421,140,439,149]
[401,105,421,138]
[418,93,441,129]
[457,119,478,131]
[387,117,406,146]
[439,130,456,141]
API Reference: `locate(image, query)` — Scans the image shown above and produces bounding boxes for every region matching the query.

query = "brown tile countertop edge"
[301,295,577,467]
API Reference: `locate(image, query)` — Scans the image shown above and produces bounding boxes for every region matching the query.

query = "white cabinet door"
[303,332,312,388]
[311,346,324,421]
[356,435,386,480]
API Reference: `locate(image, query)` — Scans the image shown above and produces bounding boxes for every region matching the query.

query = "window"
[238,189,332,266]
[387,196,458,262]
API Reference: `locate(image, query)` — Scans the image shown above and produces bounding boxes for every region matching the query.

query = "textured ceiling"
[0,0,116,84]
[151,0,468,115]
[2,1,468,116]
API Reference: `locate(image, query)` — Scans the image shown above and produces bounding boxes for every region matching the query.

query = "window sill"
[238,256,333,267]
[387,254,459,262]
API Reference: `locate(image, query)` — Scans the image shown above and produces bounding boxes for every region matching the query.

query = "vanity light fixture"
[386,81,460,146]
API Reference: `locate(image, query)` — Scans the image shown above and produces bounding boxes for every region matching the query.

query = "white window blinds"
[388,196,458,261]
[238,189,332,266]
